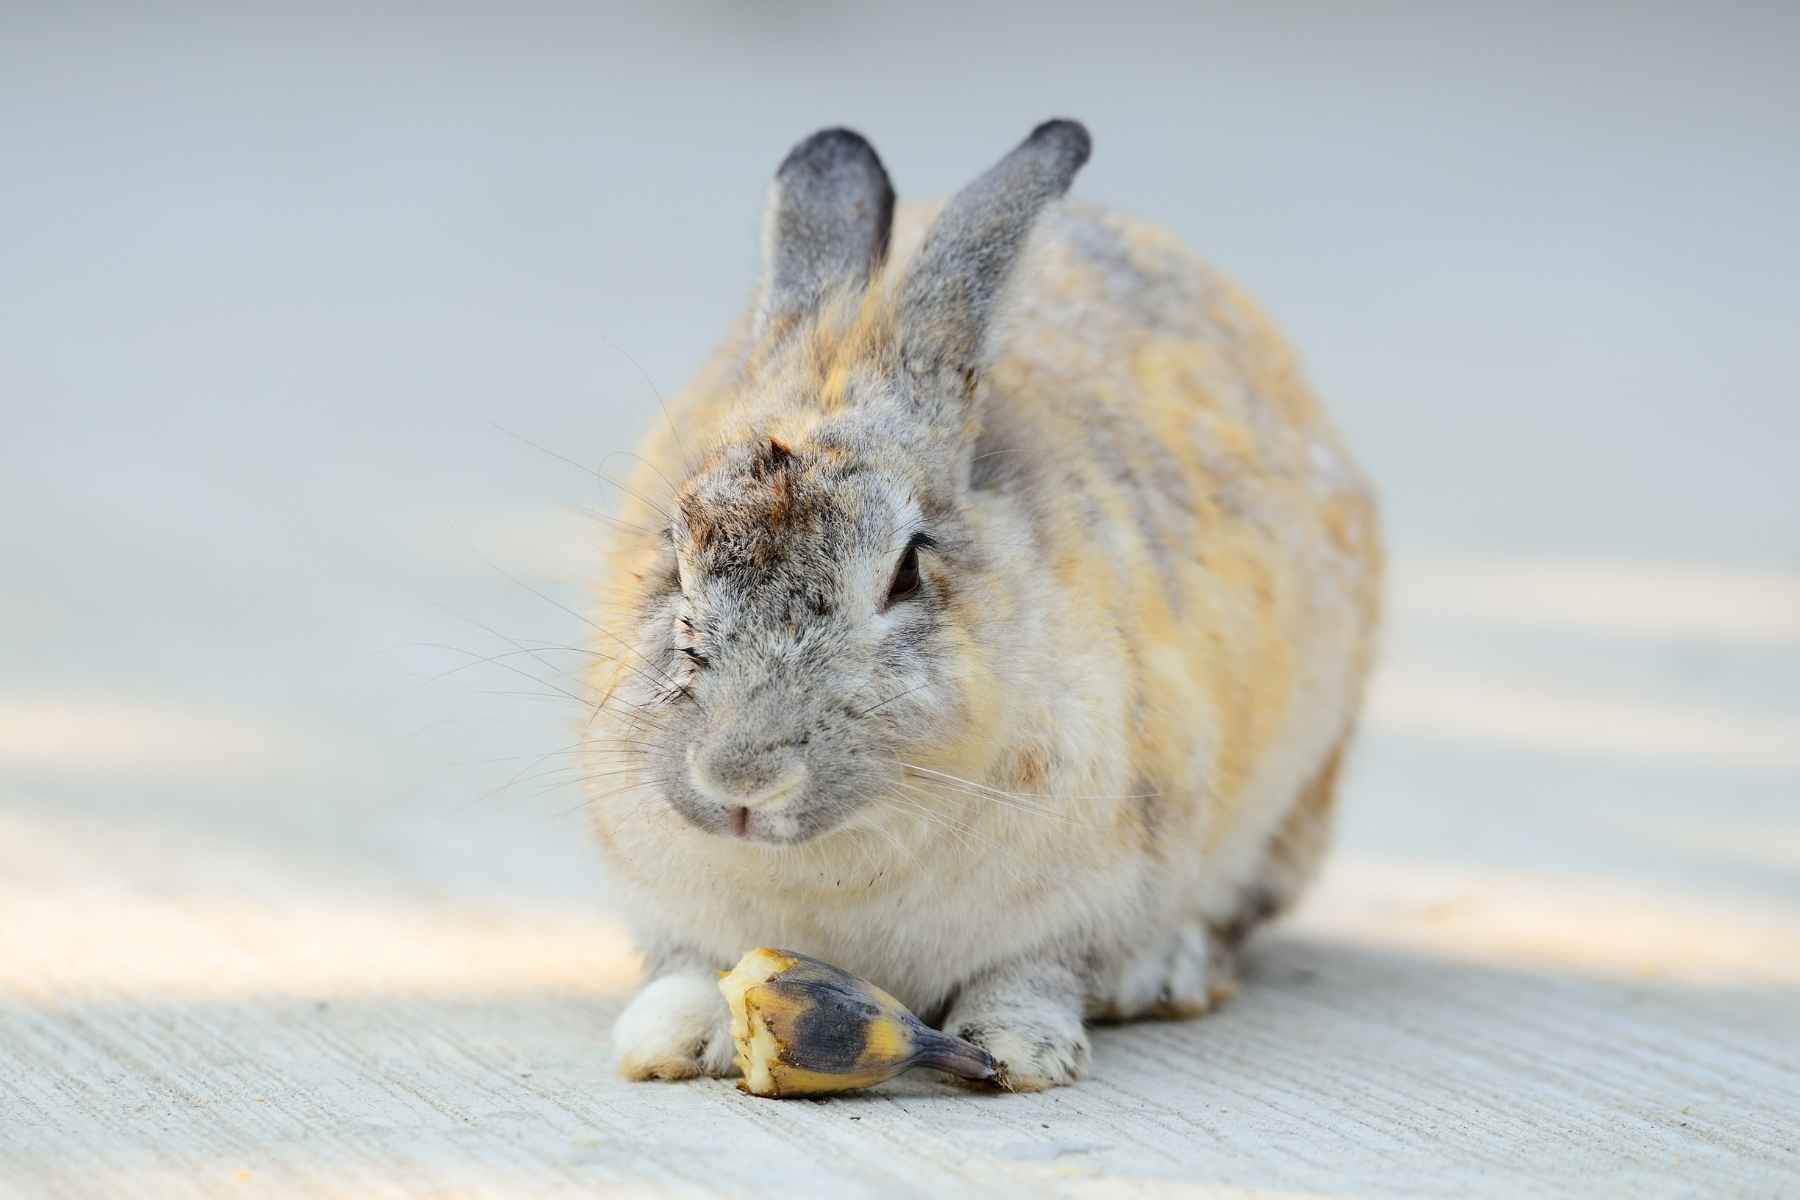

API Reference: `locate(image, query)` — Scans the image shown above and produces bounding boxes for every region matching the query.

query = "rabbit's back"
[894,199,1381,899]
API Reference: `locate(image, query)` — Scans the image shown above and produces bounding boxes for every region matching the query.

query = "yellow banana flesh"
[719,947,997,1097]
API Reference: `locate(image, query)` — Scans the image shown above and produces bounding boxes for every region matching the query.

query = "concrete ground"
[3,4,1796,1197]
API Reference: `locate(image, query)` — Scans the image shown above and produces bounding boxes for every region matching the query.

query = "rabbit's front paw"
[612,973,737,1081]
[942,959,1089,1091]
[950,1017,1090,1091]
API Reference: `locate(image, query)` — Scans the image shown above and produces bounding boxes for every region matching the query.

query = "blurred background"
[5,0,1794,902]
[2,3,1797,1189]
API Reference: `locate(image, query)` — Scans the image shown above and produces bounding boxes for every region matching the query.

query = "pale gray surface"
[3,3,1797,1197]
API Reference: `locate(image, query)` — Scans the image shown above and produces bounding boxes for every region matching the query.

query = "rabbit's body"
[593,125,1380,1089]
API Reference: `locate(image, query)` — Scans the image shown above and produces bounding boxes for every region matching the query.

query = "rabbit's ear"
[754,128,896,343]
[896,119,1090,379]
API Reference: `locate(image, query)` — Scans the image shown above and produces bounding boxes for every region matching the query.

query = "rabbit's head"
[610,121,1090,845]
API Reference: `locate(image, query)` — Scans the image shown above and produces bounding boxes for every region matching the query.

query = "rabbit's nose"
[686,741,809,813]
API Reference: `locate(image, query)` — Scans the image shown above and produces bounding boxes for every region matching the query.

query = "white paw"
[612,974,737,1081]
[948,1015,1090,1092]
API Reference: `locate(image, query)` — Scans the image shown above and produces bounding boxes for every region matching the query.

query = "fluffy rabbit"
[590,120,1381,1090]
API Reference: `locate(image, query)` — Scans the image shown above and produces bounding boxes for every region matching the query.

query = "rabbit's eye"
[884,533,934,608]
[675,616,708,668]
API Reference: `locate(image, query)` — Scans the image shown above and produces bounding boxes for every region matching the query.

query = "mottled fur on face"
[604,123,1090,845]
[638,386,961,845]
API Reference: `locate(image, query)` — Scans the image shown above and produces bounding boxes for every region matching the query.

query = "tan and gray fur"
[591,121,1381,1089]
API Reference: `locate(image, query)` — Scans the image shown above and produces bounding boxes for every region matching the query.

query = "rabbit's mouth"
[703,803,836,846]
[670,781,852,847]
[681,744,815,843]
[663,715,905,847]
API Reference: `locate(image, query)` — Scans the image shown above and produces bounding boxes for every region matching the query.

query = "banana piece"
[719,947,997,1096]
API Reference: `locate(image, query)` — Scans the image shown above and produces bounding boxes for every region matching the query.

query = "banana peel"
[719,947,997,1097]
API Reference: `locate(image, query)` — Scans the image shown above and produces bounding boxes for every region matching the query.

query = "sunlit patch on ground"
[1366,669,1800,767]
[1296,857,1800,987]
[1391,559,1800,642]
[0,805,639,1004]
[0,698,311,773]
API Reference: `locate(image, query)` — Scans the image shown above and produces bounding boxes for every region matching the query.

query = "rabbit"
[588,119,1381,1091]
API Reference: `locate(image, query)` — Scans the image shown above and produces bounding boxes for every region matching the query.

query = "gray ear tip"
[777,127,889,187]
[1025,118,1092,173]
[758,127,896,335]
